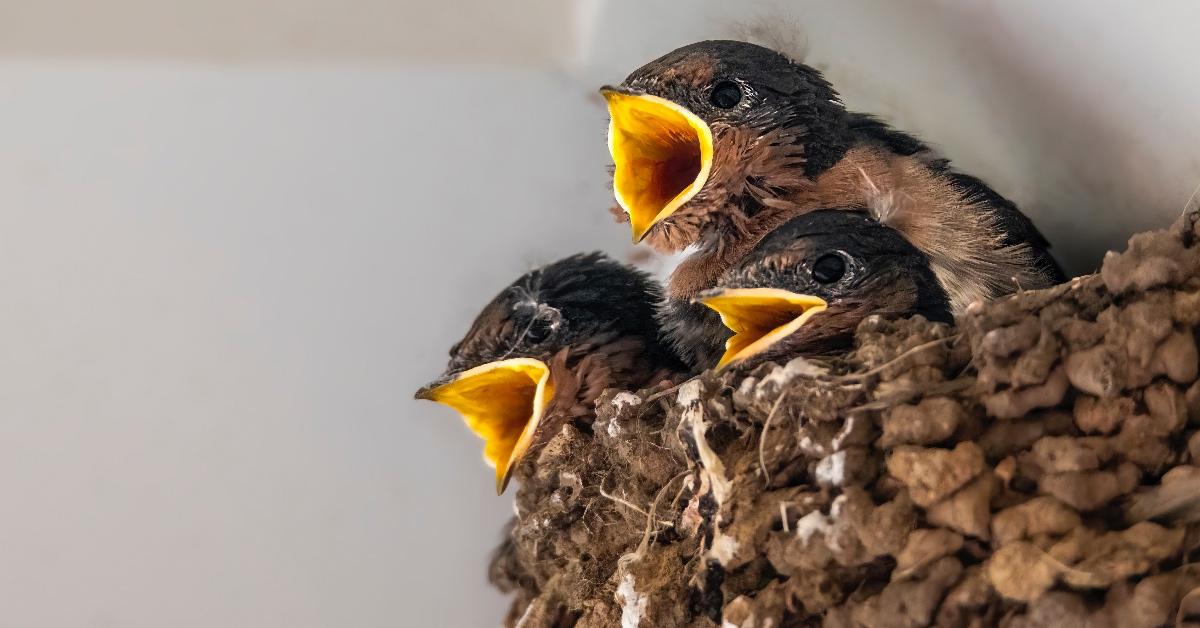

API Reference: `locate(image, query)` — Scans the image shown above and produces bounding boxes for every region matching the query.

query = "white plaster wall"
[0,63,618,627]
[0,1,1197,626]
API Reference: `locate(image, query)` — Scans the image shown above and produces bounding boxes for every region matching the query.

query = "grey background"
[1,1,1198,626]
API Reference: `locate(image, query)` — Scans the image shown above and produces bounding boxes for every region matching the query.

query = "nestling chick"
[601,40,1063,366]
[414,252,682,493]
[697,209,952,370]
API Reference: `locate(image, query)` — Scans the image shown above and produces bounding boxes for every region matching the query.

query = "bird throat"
[603,91,713,242]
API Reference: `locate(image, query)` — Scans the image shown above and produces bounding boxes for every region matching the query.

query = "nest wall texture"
[490,212,1200,628]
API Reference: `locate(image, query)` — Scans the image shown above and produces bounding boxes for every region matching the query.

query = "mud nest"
[490,212,1200,628]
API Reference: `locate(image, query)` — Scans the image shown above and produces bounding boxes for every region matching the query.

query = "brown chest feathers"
[663,142,1051,313]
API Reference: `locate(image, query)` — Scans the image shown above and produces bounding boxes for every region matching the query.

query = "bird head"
[601,40,848,248]
[698,210,951,369]
[415,252,675,493]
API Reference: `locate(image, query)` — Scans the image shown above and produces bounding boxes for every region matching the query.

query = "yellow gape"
[602,90,713,242]
[416,358,554,494]
[700,288,829,368]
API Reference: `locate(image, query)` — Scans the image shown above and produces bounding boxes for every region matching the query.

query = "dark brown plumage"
[602,40,1064,368]
[696,209,952,370]
[415,252,683,491]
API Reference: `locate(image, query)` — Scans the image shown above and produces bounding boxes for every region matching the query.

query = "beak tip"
[599,85,628,99]
[415,373,458,401]
[496,471,512,495]
[413,383,441,401]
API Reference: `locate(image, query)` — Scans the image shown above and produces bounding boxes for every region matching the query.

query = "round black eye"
[709,81,742,109]
[812,254,846,284]
[524,318,552,343]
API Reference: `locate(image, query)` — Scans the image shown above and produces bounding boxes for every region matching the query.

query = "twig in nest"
[579,502,594,536]
[617,472,689,570]
[833,334,961,383]
[758,388,794,486]
[843,377,975,414]
[671,475,691,511]
[634,471,689,557]
[641,379,690,408]
[599,487,650,519]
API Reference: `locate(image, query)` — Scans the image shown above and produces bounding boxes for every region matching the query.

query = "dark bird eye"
[812,254,846,284]
[524,318,552,343]
[709,81,742,109]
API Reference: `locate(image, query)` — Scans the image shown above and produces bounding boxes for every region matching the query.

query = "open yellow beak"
[602,89,713,242]
[699,289,829,368]
[415,358,554,494]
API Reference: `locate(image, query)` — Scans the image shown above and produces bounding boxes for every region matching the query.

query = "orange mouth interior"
[700,289,829,368]
[416,357,553,494]
[603,91,713,242]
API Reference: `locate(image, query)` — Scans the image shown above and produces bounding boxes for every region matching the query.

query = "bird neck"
[665,147,886,301]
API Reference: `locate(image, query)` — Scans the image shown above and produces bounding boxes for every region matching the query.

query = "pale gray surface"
[1,1,1199,627]
[0,63,620,627]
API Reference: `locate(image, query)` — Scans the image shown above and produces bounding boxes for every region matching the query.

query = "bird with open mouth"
[414,252,683,493]
[601,40,1064,368]
[697,209,952,370]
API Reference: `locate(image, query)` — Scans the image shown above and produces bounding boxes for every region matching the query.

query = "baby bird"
[414,252,682,493]
[601,40,1063,366]
[697,209,952,370]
